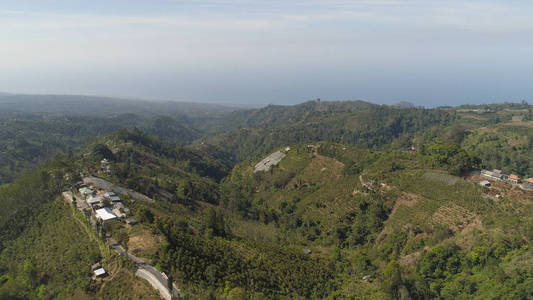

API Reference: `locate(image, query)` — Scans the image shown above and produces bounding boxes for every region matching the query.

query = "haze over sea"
[1,0,533,106]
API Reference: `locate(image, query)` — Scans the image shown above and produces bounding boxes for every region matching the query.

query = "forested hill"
[197,100,378,132]
[202,103,456,163]
[0,99,455,185]
[0,114,201,185]
[2,120,533,298]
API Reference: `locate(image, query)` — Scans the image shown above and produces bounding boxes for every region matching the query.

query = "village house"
[407,146,418,154]
[508,175,521,184]
[523,178,533,189]
[95,207,117,222]
[105,191,121,202]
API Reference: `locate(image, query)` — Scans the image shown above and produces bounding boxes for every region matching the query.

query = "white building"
[93,267,106,278]
[95,207,117,221]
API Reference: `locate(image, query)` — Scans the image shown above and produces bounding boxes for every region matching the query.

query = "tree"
[116,230,129,253]
[167,273,173,294]
[137,207,154,223]
[93,144,114,160]
[227,287,247,300]
[204,208,227,237]
[383,260,402,296]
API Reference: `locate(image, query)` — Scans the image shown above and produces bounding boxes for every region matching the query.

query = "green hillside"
[220,141,533,299]
[0,156,160,299]
[2,101,533,299]
[65,130,533,298]
[201,102,456,164]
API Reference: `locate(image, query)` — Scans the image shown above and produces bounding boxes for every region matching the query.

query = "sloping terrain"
[2,101,533,299]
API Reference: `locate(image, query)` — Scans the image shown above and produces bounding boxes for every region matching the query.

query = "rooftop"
[94,268,106,276]
[95,207,117,221]
[87,195,103,204]
[79,187,94,195]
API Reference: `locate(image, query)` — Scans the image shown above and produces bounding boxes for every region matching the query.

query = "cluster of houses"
[78,185,136,225]
[480,169,533,189]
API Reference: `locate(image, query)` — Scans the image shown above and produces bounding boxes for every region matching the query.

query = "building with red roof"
[508,175,521,184]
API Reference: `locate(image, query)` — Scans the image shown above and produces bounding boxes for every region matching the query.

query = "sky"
[1,0,533,106]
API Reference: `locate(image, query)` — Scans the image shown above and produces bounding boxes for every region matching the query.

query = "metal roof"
[95,207,117,221]
[87,195,103,204]
[94,268,106,276]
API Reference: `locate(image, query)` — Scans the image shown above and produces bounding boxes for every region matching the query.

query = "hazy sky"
[2,1,533,106]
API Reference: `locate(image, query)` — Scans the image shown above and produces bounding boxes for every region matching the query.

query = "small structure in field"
[479,180,491,187]
[93,268,107,278]
[407,146,418,154]
[91,262,107,278]
[362,181,378,192]
[91,262,101,271]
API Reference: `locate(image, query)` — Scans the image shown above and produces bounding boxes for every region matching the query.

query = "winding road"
[107,237,181,300]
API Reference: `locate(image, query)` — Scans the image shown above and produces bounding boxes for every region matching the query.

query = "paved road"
[136,269,173,300]
[84,177,154,203]
[107,237,181,300]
